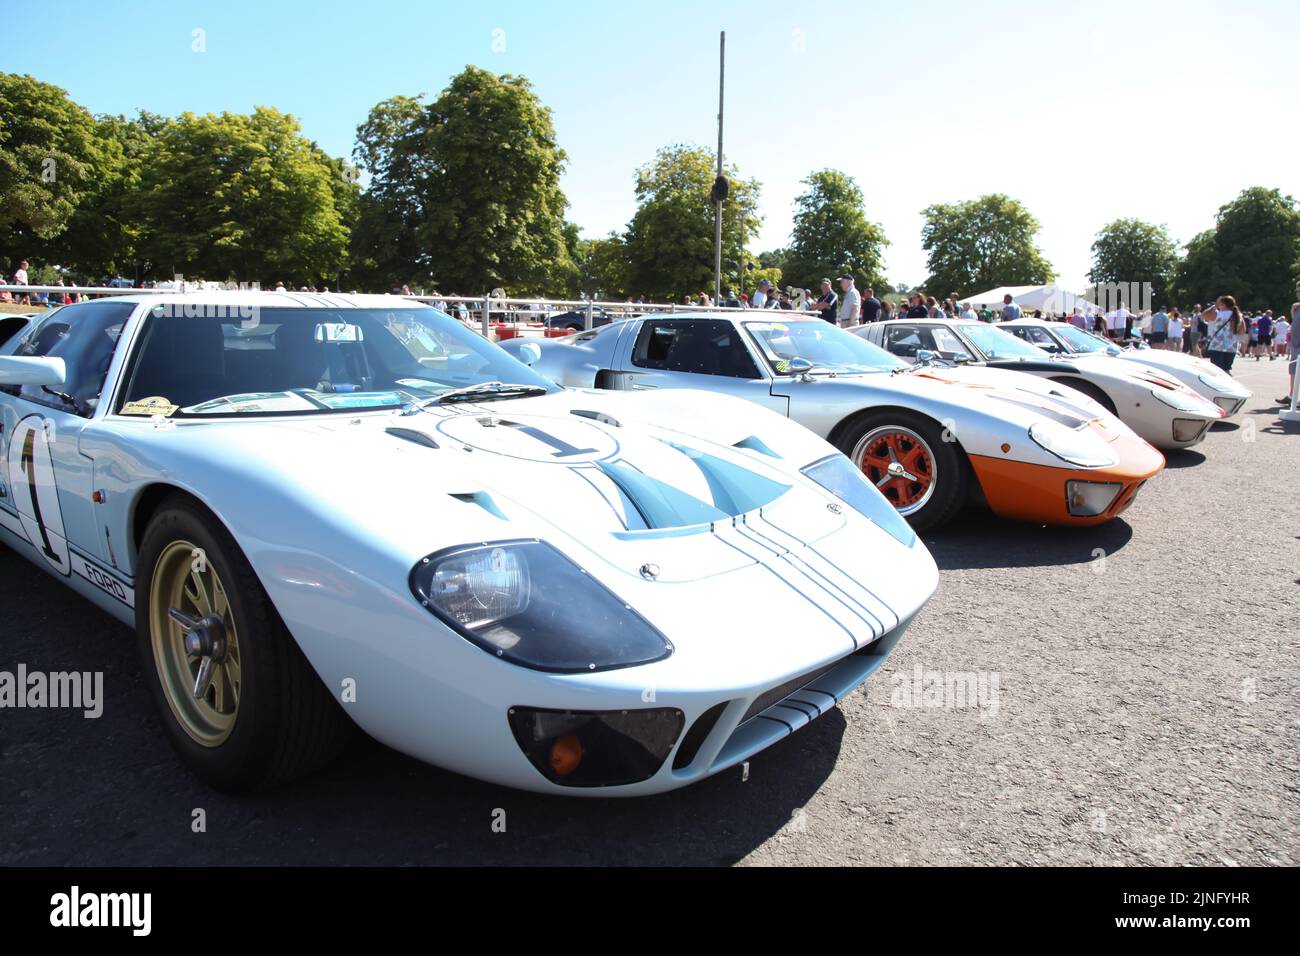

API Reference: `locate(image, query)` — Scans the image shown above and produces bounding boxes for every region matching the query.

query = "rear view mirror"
[0,356,66,387]
[315,323,364,344]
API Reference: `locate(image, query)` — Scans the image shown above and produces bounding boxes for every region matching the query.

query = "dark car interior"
[631,320,760,379]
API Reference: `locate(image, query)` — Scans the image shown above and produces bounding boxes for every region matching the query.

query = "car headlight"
[802,454,917,547]
[410,540,672,672]
[1148,385,1204,412]
[1065,480,1123,517]
[1028,421,1116,468]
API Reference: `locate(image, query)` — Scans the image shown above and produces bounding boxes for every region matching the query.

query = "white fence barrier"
[0,285,802,338]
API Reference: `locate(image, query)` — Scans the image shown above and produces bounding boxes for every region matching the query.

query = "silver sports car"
[503,313,1165,531]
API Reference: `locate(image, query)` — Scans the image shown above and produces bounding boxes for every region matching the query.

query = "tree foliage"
[353,67,576,294]
[129,107,352,282]
[624,145,761,301]
[574,232,630,300]
[0,72,107,267]
[1171,187,1300,312]
[920,193,1054,298]
[1088,218,1180,308]
[782,169,888,293]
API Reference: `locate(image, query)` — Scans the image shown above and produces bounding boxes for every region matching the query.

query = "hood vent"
[449,491,506,520]
[386,427,439,449]
[732,435,781,459]
[571,409,621,428]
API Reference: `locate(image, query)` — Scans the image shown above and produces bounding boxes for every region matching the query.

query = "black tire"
[135,494,354,791]
[1049,376,1118,415]
[835,409,969,532]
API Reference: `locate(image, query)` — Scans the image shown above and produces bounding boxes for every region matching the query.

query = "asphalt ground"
[1,357,1295,866]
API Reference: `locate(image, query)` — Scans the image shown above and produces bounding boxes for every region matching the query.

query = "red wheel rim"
[852,426,937,515]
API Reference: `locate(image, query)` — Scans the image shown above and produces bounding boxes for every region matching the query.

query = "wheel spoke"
[212,576,230,622]
[223,661,240,707]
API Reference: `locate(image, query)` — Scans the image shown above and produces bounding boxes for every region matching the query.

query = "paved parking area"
[1,358,1295,866]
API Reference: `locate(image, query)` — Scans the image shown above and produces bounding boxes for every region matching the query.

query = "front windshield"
[1053,324,1121,355]
[744,319,905,373]
[956,323,1054,361]
[117,306,557,418]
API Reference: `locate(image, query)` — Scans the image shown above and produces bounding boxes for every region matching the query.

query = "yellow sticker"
[120,396,178,417]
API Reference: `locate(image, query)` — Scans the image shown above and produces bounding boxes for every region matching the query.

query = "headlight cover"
[802,454,917,547]
[1148,384,1204,412]
[1198,371,1244,395]
[1028,421,1116,468]
[410,540,673,673]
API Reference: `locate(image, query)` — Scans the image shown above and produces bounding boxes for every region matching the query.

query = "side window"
[8,301,134,417]
[631,320,759,379]
[884,325,925,356]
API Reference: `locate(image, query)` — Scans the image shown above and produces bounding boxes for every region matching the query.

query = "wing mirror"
[787,357,815,382]
[499,340,542,367]
[915,349,937,364]
[0,356,67,387]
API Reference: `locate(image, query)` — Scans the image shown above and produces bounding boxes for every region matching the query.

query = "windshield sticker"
[120,396,178,417]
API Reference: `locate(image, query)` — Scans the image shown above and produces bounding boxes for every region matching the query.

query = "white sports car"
[997,318,1251,417]
[858,319,1226,450]
[0,293,936,795]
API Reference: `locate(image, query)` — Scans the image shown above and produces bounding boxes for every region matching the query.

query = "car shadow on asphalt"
[921,509,1133,571]
[1162,448,1207,469]
[0,546,841,867]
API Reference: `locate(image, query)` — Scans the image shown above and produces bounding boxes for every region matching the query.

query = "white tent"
[964,283,1104,316]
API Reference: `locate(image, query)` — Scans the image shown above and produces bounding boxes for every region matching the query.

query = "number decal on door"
[4,415,70,574]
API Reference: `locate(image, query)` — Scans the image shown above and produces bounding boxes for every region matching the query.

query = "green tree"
[1089,218,1180,308]
[0,72,108,268]
[782,169,888,293]
[46,112,165,280]
[624,145,761,301]
[1172,187,1300,312]
[131,107,351,283]
[353,67,576,295]
[920,193,1054,298]
[574,232,630,300]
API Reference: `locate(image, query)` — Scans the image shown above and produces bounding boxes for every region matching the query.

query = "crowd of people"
[5,258,1297,404]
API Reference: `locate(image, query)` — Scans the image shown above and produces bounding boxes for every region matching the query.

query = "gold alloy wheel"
[149,539,241,746]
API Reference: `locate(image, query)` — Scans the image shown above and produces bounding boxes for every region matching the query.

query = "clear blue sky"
[6,0,1299,290]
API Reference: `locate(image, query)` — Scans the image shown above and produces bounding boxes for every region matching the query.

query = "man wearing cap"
[837,275,861,328]
[814,278,838,324]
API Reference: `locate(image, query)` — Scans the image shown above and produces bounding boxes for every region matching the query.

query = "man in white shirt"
[1113,303,1131,340]
[837,275,861,327]
[751,279,770,310]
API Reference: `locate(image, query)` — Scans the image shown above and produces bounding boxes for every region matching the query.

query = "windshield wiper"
[401,382,548,415]
[42,385,83,413]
